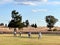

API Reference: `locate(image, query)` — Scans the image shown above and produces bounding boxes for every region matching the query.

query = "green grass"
[0,34,60,45]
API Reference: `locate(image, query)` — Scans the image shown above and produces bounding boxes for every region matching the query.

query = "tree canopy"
[45,15,58,30]
[8,10,23,28]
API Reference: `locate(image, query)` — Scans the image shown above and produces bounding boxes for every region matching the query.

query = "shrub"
[48,29,52,31]
[53,29,57,31]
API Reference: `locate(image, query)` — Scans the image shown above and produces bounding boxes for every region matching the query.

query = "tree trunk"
[19,32,21,37]
[14,28,17,36]
[19,28,23,36]
[49,27,52,31]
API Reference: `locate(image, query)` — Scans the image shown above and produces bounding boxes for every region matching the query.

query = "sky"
[0,0,60,27]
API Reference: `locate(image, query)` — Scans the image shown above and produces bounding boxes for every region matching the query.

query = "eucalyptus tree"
[45,15,58,31]
[8,10,24,36]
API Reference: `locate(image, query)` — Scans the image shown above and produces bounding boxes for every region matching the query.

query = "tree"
[5,24,7,27]
[31,23,37,28]
[31,24,35,27]
[45,15,58,31]
[25,20,29,27]
[0,23,4,26]
[8,10,23,36]
[34,23,37,28]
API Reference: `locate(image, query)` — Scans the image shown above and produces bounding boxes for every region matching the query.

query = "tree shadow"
[18,36,38,39]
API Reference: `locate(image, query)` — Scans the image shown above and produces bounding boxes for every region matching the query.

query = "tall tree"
[25,20,29,27]
[8,10,23,36]
[45,15,58,31]
[31,23,37,28]
[34,23,37,28]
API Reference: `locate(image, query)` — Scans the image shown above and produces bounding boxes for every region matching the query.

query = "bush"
[48,29,52,31]
[53,29,57,31]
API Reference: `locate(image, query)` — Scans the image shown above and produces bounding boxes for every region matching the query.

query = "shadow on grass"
[17,36,38,39]
[44,34,60,36]
[0,35,38,39]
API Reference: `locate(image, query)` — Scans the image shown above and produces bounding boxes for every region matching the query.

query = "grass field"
[0,34,60,45]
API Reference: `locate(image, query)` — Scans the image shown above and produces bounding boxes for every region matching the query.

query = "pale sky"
[0,0,60,27]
